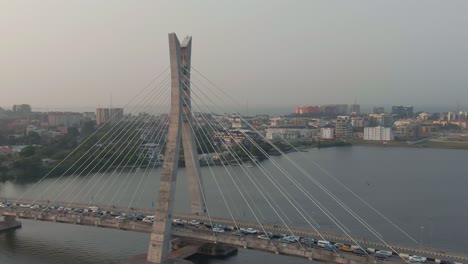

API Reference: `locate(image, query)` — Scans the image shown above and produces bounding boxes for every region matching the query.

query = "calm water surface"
[1,146,467,263]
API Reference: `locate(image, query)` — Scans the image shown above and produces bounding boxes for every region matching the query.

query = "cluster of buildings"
[212,104,468,145]
[0,105,127,145]
[96,108,124,125]
[295,104,361,116]
[2,102,468,163]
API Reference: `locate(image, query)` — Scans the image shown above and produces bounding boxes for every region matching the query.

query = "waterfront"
[1,146,467,263]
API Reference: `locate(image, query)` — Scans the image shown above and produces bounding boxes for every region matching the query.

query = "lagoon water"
[1,146,467,263]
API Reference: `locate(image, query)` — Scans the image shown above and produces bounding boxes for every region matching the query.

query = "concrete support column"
[147,33,184,264]
[179,37,206,216]
[4,215,16,224]
[0,215,21,231]
[147,32,206,264]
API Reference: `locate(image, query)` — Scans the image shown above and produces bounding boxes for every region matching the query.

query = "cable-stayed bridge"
[0,33,466,264]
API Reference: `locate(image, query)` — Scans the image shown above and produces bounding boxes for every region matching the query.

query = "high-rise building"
[96,108,124,126]
[364,126,394,141]
[392,105,414,118]
[335,104,349,115]
[349,104,360,114]
[369,114,393,127]
[294,105,320,115]
[109,108,124,124]
[373,107,385,114]
[13,104,32,114]
[335,117,352,138]
[320,127,335,139]
[96,108,110,126]
[47,112,82,128]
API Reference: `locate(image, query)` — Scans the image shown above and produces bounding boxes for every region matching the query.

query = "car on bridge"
[409,255,426,263]
[317,240,331,248]
[286,235,300,242]
[189,220,200,225]
[197,225,209,231]
[73,208,84,214]
[279,237,294,244]
[268,232,283,239]
[299,237,316,246]
[352,248,370,256]
[323,244,338,251]
[245,228,258,234]
[142,216,154,223]
[213,227,225,233]
[375,250,393,257]
[440,260,454,264]
[280,236,299,244]
[339,245,354,252]
[374,253,389,260]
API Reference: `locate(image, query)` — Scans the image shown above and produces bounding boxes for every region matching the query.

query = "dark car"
[375,253,389,260]
[324,244,338,252]
[353,248,368,256]
[269,233,283,239]
[440,261,454,264]
[300,237,316,246]
[232,231,245,237]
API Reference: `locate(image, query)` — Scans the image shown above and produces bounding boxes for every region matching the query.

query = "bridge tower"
[147,33,206,263]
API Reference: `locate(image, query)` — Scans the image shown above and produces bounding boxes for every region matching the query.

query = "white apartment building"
[320,127,335,139]
[265,128,318,140]
[364,126,394,141]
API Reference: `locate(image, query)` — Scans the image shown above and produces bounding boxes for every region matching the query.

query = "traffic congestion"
[0,201,459,264]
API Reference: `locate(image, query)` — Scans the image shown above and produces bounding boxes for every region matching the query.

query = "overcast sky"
[1,0,468,112]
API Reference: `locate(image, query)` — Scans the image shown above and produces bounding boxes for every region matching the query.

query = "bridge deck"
[1,200,466,264]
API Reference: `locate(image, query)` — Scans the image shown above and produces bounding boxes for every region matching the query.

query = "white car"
[143,215,155,223]
[286,235,300,242]
[189,220,200,225]
[173,219,184,224]
[19,204,30,208]
[0,203,6,208]
[376,250,392,257]
[30,205,40,210]
[409,255,426,263]
[213,227,225,233]
[245,228,258,234]
[115,215,126,220]
[142,218,154,223]
[257,234,270,240]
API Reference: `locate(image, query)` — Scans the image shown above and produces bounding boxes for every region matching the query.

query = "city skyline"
[1,0,468,108]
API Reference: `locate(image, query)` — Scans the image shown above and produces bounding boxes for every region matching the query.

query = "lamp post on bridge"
[419,226,424,251]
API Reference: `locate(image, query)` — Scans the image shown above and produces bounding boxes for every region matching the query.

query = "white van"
[88,206,99,212]
[376,250,392,257]
[317,240,330,247]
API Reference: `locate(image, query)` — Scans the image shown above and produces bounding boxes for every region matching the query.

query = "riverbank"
[349,139,468,150]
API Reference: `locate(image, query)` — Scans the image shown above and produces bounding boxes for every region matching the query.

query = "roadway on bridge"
[1,200,465,264]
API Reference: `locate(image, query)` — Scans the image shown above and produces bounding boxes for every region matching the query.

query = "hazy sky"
[1,0,468,111]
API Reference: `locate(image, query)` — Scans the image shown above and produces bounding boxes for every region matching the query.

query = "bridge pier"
[0,215,22,232]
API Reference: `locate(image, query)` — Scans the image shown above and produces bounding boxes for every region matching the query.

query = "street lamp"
[419,226,424,251]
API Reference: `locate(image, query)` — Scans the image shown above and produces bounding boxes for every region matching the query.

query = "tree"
[428,113,440,121]
[67,127,80,138]
[81,121,96,137]
[19,146,36,157]
[24,131,41,145]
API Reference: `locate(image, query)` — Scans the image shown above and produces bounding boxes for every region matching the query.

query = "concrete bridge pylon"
[147,33,206,264]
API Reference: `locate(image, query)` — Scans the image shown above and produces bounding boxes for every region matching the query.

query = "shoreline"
[348,139,468,150]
